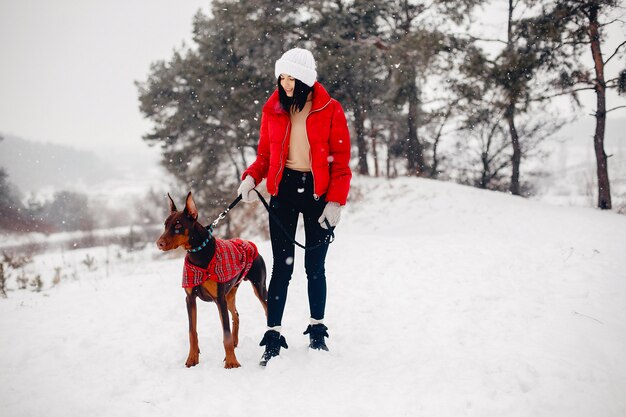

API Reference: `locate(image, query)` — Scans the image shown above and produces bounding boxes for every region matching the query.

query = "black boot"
[303,324,329,351]
[259,330,288,366]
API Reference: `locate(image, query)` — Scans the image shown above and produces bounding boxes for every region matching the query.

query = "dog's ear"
[167,193,177,213]
[184,192,198,220]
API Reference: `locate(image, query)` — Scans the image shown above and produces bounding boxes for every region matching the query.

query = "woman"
[237,47,351,365]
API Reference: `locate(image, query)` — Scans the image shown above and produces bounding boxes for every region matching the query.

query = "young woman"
[237,47,352,365]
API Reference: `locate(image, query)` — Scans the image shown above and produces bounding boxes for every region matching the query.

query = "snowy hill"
[1,176,625,417]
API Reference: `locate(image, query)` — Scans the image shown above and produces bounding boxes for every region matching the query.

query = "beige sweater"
[285,99,313,172]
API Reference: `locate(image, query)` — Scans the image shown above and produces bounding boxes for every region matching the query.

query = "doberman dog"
[156,192,267,369]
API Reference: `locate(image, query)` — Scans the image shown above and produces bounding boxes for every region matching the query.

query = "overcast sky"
[1,1,624,160]
[0,0,209,156]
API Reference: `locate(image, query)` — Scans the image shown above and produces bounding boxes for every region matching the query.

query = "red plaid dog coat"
[182,238,258,288]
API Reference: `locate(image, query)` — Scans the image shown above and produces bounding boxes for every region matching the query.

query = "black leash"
[252,189,335,250]
[208,194,242,235]
[209,190,335,250]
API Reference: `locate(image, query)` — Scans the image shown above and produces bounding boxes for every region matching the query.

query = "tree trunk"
[0,263,6,298]
[387,123,395,179]
[505,0,521,196]
[353,106,369,176]
[406,74,426,176]
[480,151,490,189]
[227,148,242,181]
[505,103,522,195]
[372,134,379,177]
[431,104,453,179]
[431,123,441,179]
[588,4,611,209]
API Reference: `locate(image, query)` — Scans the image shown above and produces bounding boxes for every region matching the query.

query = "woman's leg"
[302,198,332,321]
[266,190,299,328]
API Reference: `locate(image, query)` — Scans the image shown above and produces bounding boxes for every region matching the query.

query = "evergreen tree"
[497,0,562,195]
[0,168,23,232]
[457,0,566,194]
[137,1,304,213]
[0,135,25,232]
[534,0,626,209]
[309,0,391,176]
[380,0,485,177]
[40,191,94,232]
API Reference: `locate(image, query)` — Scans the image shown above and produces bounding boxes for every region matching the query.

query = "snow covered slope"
[1,176,625,417]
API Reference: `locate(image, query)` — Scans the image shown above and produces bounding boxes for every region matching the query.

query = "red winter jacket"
[242,82,352,205]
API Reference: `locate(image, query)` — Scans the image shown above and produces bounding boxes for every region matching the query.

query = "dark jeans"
[267,168,333,327]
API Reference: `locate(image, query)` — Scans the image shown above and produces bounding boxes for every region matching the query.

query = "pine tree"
[0,138,26,232]
[456,0,567,194]
[309,0,391,176]
[535,0,626,209]
[137,0,304,213]
[380,0,485,177]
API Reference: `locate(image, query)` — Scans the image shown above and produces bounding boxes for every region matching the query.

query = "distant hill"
[0,134,115,193]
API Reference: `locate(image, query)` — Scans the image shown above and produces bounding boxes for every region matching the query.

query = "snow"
[1,176,626,417]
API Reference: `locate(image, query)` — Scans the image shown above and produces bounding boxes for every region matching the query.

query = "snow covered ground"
[1,176,626,417]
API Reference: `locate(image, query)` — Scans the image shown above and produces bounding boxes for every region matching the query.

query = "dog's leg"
[185,288,200,368]
[216,289,240,369]
[226,284,240,348]
[248,255,268,318]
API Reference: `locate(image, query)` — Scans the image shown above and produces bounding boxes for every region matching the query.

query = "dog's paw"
[185,353,200,368]
[224,358,241,369]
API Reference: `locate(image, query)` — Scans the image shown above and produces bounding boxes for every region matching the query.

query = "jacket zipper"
[274,120,291,195]
[306,98,332,200]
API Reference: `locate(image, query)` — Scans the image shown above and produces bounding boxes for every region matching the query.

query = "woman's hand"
[237,176,257,203]
[318,202,341,229]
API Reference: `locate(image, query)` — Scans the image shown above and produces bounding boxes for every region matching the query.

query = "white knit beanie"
[274,48,317,87]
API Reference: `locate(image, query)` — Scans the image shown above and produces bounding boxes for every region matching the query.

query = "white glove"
[237,176,257,203]
[318,202,342,229]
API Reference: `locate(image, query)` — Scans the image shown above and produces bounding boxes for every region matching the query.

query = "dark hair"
[277,77,313,113]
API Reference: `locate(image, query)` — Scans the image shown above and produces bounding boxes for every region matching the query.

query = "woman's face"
[279,74,295,97]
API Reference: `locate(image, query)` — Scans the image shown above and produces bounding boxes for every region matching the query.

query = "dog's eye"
[174,223,183,234]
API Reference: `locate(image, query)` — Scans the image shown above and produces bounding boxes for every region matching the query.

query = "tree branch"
[490,159,512,181]
[370,37,391,50]
[600,18,626,27]
[604,40,626,66]
[606,105,626,114]
[531,87,595,102]
[466,35,507,45]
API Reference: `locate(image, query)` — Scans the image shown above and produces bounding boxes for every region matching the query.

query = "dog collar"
[188,236,211,253]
